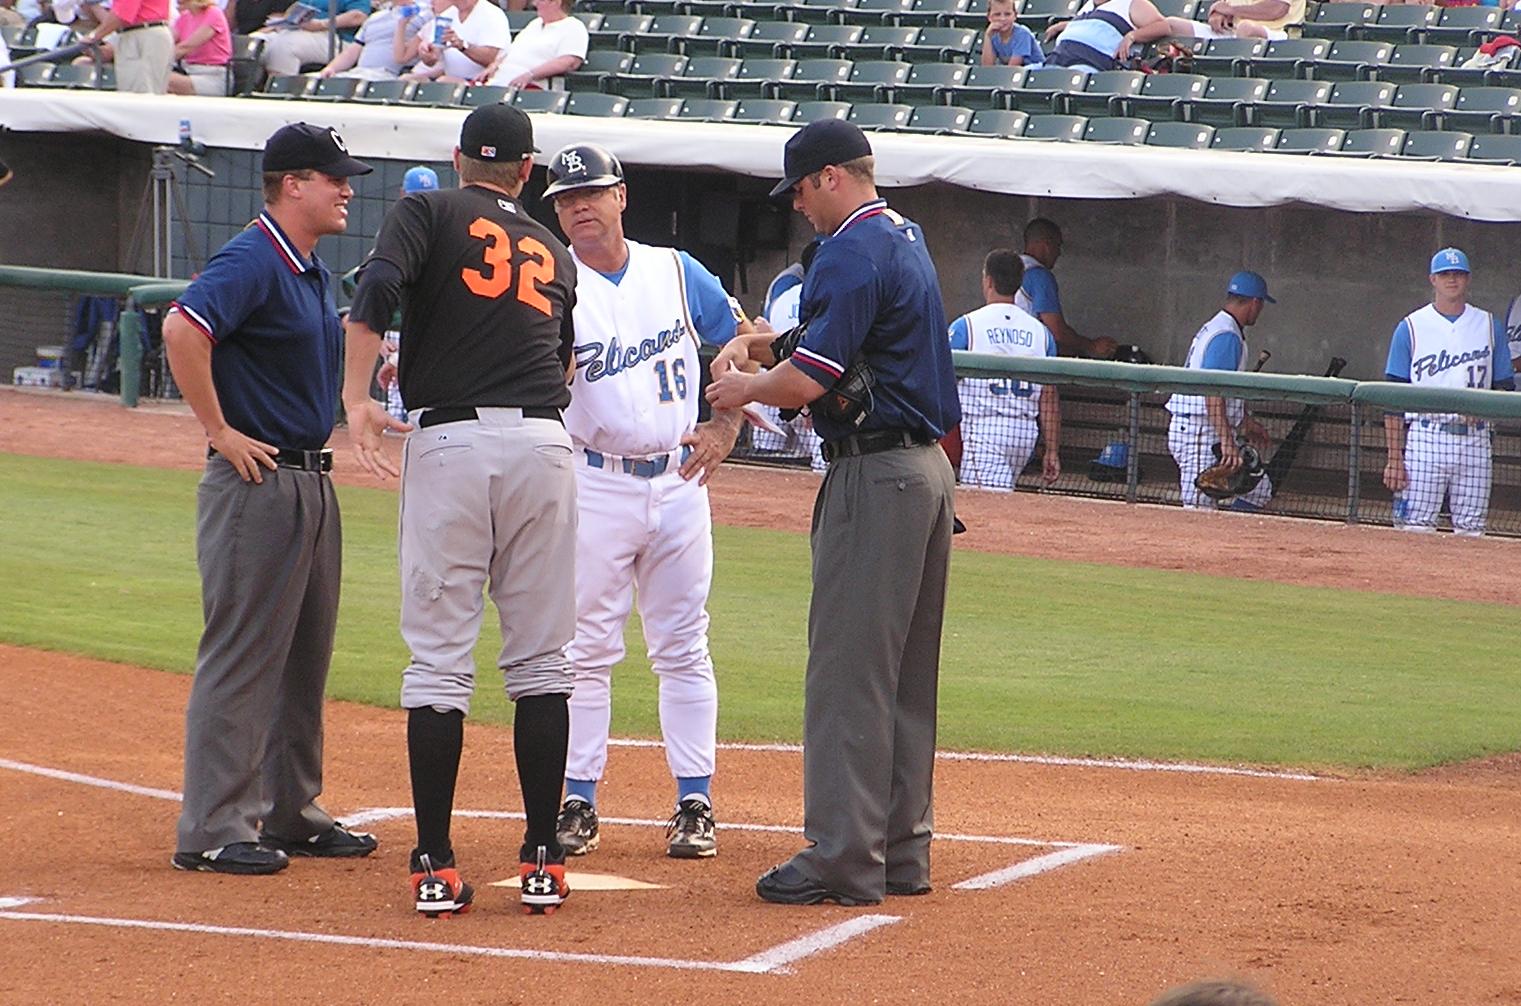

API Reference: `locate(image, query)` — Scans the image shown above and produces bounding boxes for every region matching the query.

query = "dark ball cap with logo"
[459,104,540,162]
[769,119,873,199]
[262,122,373,177]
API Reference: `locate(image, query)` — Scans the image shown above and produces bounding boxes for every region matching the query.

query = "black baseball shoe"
[555,798,600,856]
[665,796,717,859]
[886,880,932,896]
[171,842,289,875]
[261,823,378,858]
[755,862,877,906]
[411,851,474,919]
[519,845,569,915]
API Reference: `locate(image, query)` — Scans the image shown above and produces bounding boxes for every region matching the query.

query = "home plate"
[490,872,666,891]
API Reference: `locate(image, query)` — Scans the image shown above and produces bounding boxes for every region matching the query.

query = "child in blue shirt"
[982,0,1044,66]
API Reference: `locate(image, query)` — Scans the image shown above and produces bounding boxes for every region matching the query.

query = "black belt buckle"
[208,446,332,472]
[419,406,562,428]
[822,429,919,463]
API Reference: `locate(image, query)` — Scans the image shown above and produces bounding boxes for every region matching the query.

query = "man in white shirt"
[403,0,506,83]
[484,0,584,88]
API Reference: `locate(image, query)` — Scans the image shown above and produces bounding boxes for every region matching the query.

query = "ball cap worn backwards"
[769,119,873,199]
[459,104,539,162]
[1430,247,1470,274]
[262,122,373,177]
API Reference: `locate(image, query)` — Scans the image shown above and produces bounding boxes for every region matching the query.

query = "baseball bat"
[1262,356,1347,495]
[1252,349,1271,372]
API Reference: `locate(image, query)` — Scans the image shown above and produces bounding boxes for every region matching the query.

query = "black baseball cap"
[769,119,873,199]
[459,104,539,162]
[262,122,372,177]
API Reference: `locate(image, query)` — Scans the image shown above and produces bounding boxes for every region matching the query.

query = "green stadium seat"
[625,13,703,52]
[1150,0,1198,18]
[573,0,621,14]
[1255,77,1332,126]
[1250,38,1331,80]
[627,95,687,117]
[1145,120,1216,148]
[790,24,866,59]
[831,59,912,101]
[1125,72,1207,120]
[1273,126,1346,152]
[678,96,741,118]
[664,55,743,97]
[459,83,510,107]
[1444,86,1521,134]
[793,98,854,120]
[684,18,756,56]
[903,103,974,131]
[849,102,914,128]
[728,56,798,96]
[1466,132,1521,164]
[850,25,920,61]
[1426,6,1502,48]
[1017,0,1081,33]
[1353,4,1437,45]
[943,63,1027,107]
[1060,69,1144,116]
[403,81,466,106]
[37,62,97,88]
[566,91,632,115]
[894,60,968,102]
[1009,65,1088,112]
[354,79,414,104]
[606,52,689,95]
[1371,43,1458,84]
[1185,76,1269,127]
[572,11,606,30]
[1212,125,1281,150]
[1303,1,1376,40]
[966,107,1031,136]
[724,20,811,58]
[249,73,317,99]
[512,89,571,113]
[1192,37,1266,77]
[1424,46,1494,87]
[566,50,633,91]
[1332,127,1405,156]
[728,0,795,20]
[1314,40,1393,82]
[905,0,972,28]
[787,0,856,23]
[1398,128,1473,159]
[1083,115,1149,144]
[900,26,978,62]
[1023,112,1087,140]
[1369,82,1458,130]
[228,34,266,95]
[855,0,916,22]
[1309,80,1394,128]
[304,76,363,101]
[589,13,654,50]
[769,57,854,99]
[733,97,800,121]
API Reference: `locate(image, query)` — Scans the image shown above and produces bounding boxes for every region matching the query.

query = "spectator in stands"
[316,0,431,78]
[981,0,1044,67]
[168,0,232,94]
[80,0,174,93]
[402,0,507,83]
[481,0,585,89]
[228,0,286,36]
[1042,0,1173,72]
[257,0,371,77]
[1148,978,1279,1006]
[0,0,26,28]
[1164,0,1306,42]
[1164,270,1276,512]
[1018,218,1117,359]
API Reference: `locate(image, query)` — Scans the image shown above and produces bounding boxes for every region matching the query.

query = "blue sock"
[676,776,711,805]
[565,778,598,806]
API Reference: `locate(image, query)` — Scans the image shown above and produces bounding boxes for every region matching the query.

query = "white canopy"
[4,87,1520,220]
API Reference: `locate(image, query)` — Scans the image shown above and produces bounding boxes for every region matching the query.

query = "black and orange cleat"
[520,845,569,915]
[411,851,474,919]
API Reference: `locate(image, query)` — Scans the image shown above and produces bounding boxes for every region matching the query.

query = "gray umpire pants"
[789,442,956,903]
[176,458,341,853]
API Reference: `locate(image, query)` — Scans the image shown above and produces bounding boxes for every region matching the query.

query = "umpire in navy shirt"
[162,122,379,875]
[707,120,959,905]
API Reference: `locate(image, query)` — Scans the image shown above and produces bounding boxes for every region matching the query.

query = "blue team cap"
[1430,247,1470,275]
[1226,270,1276,304]
[403,166,439,193]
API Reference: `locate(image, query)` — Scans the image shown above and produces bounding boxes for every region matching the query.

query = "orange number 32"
[460,217,555,316]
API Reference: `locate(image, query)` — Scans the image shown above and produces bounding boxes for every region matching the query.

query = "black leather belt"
[208,446,333,472]
[418,406,562,428]
[120,20,168,31]
[820,429,931,463]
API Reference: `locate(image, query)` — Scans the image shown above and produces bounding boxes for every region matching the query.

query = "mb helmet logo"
[1442,251,1461,267]
[560,149,586,174]
[481,145,497,158]
[328,128,348,153]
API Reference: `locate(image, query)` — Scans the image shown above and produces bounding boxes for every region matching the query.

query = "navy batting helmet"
[544,144,624,199]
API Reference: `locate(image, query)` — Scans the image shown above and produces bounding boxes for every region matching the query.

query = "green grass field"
[3,452,1517,771]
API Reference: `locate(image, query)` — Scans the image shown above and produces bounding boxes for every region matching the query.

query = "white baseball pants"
[960,414,1039,491]
[1394,420,1492,536]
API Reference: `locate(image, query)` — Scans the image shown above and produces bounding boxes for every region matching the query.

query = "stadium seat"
[850,25,919,61]
[1145,120,1216,148]
[848,102,913,130]
[571,11,606,31]
[1353,4,1437,45]
[228,34,266,95]
[1273,126,1346,152]
[1332,127,1406,156]
[1250,38,1331,80]
[1444,86,1521,134]
[573,0,620,14]
[901,0,972,27]
[249,73,316,99]
[793,99,854,120]
[30,21,72,49]
[684,17,756,56]
[1310,80,1394,128]
[789,24,865,59]
[303,76,363,101]
[629,14,704,52]
[966,107,1031,136]
[728,0,794,20]
[566,50,633,91]
[1184,76,1269,127]
[1254,78,1332,126]
[664,55,743,97]
[458,84,510,107]
[354,79,414,104]
[793,0,858,24]
[512,89,571,113]
[566,91,632,115]
[35,62,94,88]
[507,10,536,32]
[1466,132,1521,164]
[1023,113,1088,140]
[1150,0,1198,18]
[943,63,1028,107]
[1193,37,1266,77]
[1303,2,1376,40]
[769,57,853,99]
[725,20,811,58]
[1398,128,1473,159]
[627,95,687,117]
[1083,116,1149,144]
[606,52,689,96]
[855,0,916,22]
[402,81,465,106]
[1060,69,1144,117]
[1017,0,1082,34]
[901,26,978,62]
[1009,66,1088,112]
[1314,40,1393,82]
[1368,82,1459,130]
[727,57,798,96]
[1426,6,1502,48]
[1425,46,1497,88]
[1211,125,1282,150]
[903,103,974,131]
[1371,43,1458,85]
[1125,72,1208,120]
[589,14,655,50]
[894,60,968,103]
[733,97,800,121]
[678,96,741,119]
[831,59,912,101]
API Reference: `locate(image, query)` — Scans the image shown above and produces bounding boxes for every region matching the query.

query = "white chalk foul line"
[0,902,898,976]
[953,844,1122,891]
[0,758,182,802]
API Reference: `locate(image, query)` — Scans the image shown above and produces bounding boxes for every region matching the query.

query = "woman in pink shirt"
[169,0,232,95]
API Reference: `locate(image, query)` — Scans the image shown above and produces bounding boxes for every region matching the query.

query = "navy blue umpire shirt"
[788,199,960,444]
[170,211,343,451]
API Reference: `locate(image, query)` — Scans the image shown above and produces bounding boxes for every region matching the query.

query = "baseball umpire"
[541,142,753,862]
[163,122,377,874]
[707,120,960,906]
[343,105,579,916]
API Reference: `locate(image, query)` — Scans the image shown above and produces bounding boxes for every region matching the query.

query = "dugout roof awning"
[4,88,1520,221]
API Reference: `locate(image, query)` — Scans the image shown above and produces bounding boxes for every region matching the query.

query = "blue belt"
[1417,419,1486,436]
[583,445,692,478]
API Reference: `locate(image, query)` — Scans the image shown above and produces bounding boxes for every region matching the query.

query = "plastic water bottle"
[178,119,192,147]
[178,119,207,157]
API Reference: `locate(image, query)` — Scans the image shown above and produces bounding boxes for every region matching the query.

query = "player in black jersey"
[343,105,579,917]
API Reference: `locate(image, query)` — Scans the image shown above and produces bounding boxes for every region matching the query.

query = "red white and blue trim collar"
[831,198,889,237]
[256,210,312,275]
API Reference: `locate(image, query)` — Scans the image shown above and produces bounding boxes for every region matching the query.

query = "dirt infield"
[2,387,1520,1005]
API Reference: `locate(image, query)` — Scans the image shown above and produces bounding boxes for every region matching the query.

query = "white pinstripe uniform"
[953,300,1055,491]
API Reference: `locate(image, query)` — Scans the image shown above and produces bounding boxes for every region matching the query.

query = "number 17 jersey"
[367,184,579,411]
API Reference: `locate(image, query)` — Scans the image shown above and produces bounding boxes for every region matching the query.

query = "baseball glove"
[769,320,877,429]
[1194,441,1266,501]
